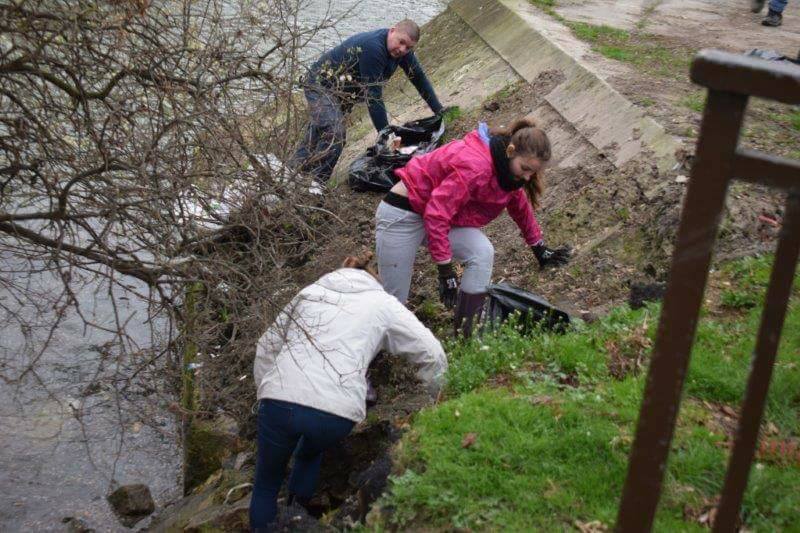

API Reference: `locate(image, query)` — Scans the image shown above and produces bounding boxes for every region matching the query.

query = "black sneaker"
[762,10,783,26]
[751,0,765,12]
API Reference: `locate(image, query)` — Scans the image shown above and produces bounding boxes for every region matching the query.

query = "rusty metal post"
[714,192,800,532]
[616,90,748,532]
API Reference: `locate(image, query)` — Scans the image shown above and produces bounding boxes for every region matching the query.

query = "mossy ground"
[376,254,800,531]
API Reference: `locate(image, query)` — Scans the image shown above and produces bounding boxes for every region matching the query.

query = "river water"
[0,1,448,531]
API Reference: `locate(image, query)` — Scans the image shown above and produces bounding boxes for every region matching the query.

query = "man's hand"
[437,262,459,309]
[532,243,571,270]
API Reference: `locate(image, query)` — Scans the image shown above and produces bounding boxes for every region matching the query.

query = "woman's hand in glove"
[437,262,459,309]
[532,243,572,270]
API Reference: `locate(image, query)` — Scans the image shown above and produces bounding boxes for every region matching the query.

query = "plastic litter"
[483,282,571,333]
[348,115,445,192]
[745,48,800,66]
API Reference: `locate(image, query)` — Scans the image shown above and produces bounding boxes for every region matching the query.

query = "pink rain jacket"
[394,127,543,263]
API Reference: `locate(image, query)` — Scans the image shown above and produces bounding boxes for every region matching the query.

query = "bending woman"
[250,253,447,530]
[375,118,570,336]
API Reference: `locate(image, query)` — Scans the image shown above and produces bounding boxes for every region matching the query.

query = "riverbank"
[153,0,799,529]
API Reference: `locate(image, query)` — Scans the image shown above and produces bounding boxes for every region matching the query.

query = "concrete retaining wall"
[450,0,679,172]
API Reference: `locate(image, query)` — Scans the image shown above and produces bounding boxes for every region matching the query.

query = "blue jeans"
[769,0,787,12]
[290,87,347,182]
[249,399,355,529]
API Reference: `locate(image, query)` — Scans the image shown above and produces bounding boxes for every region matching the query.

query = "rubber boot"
[453,291,487,338]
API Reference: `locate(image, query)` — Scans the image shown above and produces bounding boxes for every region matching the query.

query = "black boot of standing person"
[752,0,786,26]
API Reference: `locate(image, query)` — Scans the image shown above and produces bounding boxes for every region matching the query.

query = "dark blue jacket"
[308,28,442,132]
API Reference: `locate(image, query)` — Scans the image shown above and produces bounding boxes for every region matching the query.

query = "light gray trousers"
[375,201,494,303]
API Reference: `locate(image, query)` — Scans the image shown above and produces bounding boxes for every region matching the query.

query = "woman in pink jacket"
[375,118,570,336]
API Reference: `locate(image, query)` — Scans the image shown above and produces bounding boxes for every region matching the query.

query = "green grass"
[681,92,706,113]
[788,109,800,132]
[379,254,800,531]
[441,105,463,124]
[528,0,560,18]
[564,21,692,79]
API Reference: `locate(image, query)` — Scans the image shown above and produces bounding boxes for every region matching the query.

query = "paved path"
[555,0,800,54]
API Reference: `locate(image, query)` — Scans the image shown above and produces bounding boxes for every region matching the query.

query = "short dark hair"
[395,19,420,42]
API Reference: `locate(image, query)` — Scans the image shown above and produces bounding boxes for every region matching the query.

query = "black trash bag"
[483,282,571,333]
[348,115,445,192]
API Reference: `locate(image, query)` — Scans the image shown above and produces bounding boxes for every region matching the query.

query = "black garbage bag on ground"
[483,282,571,333]
[348,115,445,192]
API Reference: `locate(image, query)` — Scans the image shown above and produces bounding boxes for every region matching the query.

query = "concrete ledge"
[450,0,679,172]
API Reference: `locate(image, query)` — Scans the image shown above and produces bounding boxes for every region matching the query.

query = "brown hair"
[394,19,420,43]
[490,118,550,208]
[341,251,380,280]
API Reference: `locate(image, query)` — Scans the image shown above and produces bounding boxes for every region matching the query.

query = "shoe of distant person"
[751,0,765,12]
[762,10,783,26]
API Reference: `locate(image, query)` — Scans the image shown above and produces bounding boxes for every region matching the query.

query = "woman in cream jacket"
[250,253,446,530]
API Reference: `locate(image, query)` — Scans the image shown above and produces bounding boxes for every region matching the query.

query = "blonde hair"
[490,118,550,209]
[341,251,380,280]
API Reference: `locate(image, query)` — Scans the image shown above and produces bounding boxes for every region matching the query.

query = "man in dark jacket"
[291,19,443,182]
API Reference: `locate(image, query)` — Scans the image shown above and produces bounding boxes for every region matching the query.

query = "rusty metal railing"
[616,50,800,532]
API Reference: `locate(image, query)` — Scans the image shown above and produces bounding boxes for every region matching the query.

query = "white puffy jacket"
[254,268,447,423]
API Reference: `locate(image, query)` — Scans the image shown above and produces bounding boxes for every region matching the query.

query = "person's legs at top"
[285,404,355,504]
[375,202,426,303]
[250,400,301,530]
[449,227,494,337]
[763,0,787,25]
[289,87,346,182]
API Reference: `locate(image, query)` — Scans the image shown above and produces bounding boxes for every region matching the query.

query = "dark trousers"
[290,87,347,182]
[249,399,355,529]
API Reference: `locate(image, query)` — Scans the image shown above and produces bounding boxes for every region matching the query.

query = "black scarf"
[489,135,524,192]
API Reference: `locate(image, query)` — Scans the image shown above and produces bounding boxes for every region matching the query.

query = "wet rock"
[61,516,95,533]
[148,468,252,532]
[183,495,250,532]
[107,484,154,526]
[185,413,246,491]
[272,502,332,532]
[222,482,252,505]
[234,450,254,470]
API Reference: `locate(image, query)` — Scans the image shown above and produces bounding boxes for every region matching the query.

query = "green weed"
[721,289,758,310]
[527,0,561,18]
[565,21,692,79]
[441,105,463,123]
[789,109,800,132]
[681,92,706,113]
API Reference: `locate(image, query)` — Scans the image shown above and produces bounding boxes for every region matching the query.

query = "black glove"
[437,263,459,309]
[532,243,571,270]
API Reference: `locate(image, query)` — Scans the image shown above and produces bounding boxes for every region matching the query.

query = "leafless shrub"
[0,0,351,470]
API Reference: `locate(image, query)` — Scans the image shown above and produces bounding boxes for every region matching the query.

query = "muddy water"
[0,251,181,531]
[297,0,449,60]
[0,2,448,531]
